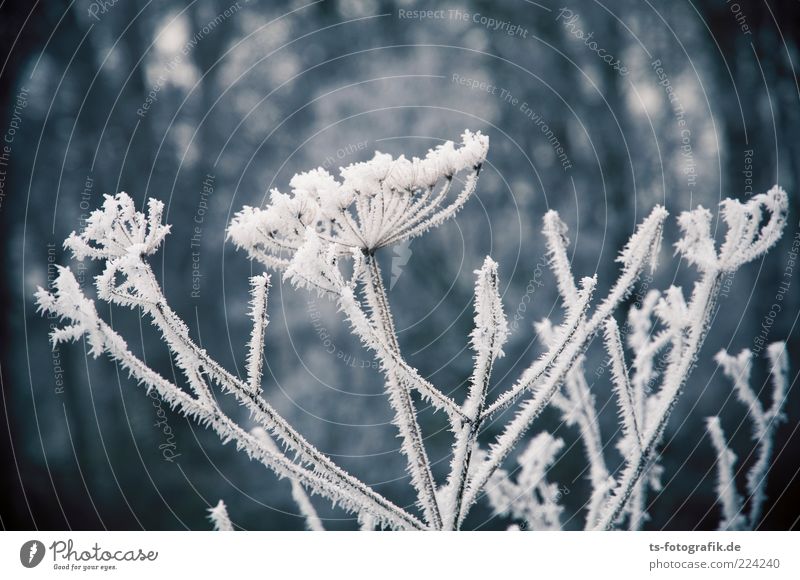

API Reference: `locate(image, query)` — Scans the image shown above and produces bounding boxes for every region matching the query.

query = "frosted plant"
[227,130,489,264]
[486,432,566,530]
[36,129,791,530]
[208,500,234,531]
[706,342,788,530]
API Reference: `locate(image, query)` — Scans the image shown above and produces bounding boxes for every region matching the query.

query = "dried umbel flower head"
[227,130,489,268]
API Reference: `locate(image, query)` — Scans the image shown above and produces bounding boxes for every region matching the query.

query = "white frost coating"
[713,343,788,528]
[65,194,171,261]
[443,257,507,528]
[227,132,488,530]
[705,417,746,531]
[547,347,611,528]
[587,205,668,332]
[356,254,442,529]
[622,289,668,530]
[604,318,643,451]
[462,276,598,522]
[36,143,791,533]
[227,130,489,258]
[208,500,234,531]
[486,432,565,530]
[543,210,579,311]
[246,275,270,393]
[469,257,509,364]
[37,268,422,530]
[594,187,789,530]
[251,427,325,531]
[482,274,595,418]
[36,198,425,531]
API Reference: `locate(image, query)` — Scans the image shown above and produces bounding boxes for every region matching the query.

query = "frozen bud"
[654,285,689,329]
[674,205,717,272]
[367,152,394,183]
[272,190,318,228]
[290,168,341,202]
[340,153,391,196]
[64,192,171,260]
[385,155,416,191]
[318,188,355,220]
[457,130,489,169]
[425,140,459,177]
[228,206,264,247]
[411,156,436,189]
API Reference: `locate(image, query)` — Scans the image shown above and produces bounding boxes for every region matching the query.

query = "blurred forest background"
[1,0,799,530]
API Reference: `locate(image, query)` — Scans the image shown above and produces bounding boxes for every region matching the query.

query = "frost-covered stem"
[208,500,234,531]
[362,253,442,529]
[536,318,610,527]
[462,337,587,523]
[446,257,507,529]
[627,478,647,531]
[585,213,666,334]
[460,280,595,524]
[604,318,643,449]
[706,417,746,530]
[84,256,426,530]
[562,365,611,527]
[447,419,483,530]
[483,207,667,418]
[542,210,579,310]
[716,343,788,528]
[594,271,722,530]
[252,427,325,531]
[60,298,422,529]
[289,483,325,531]
[625,301,669,531]
[378,183,441,247]
[337,284,466,421]
[246,275,270,393]
[481,281,594,418]
[748,342,788,527]
[150,297,424,527]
